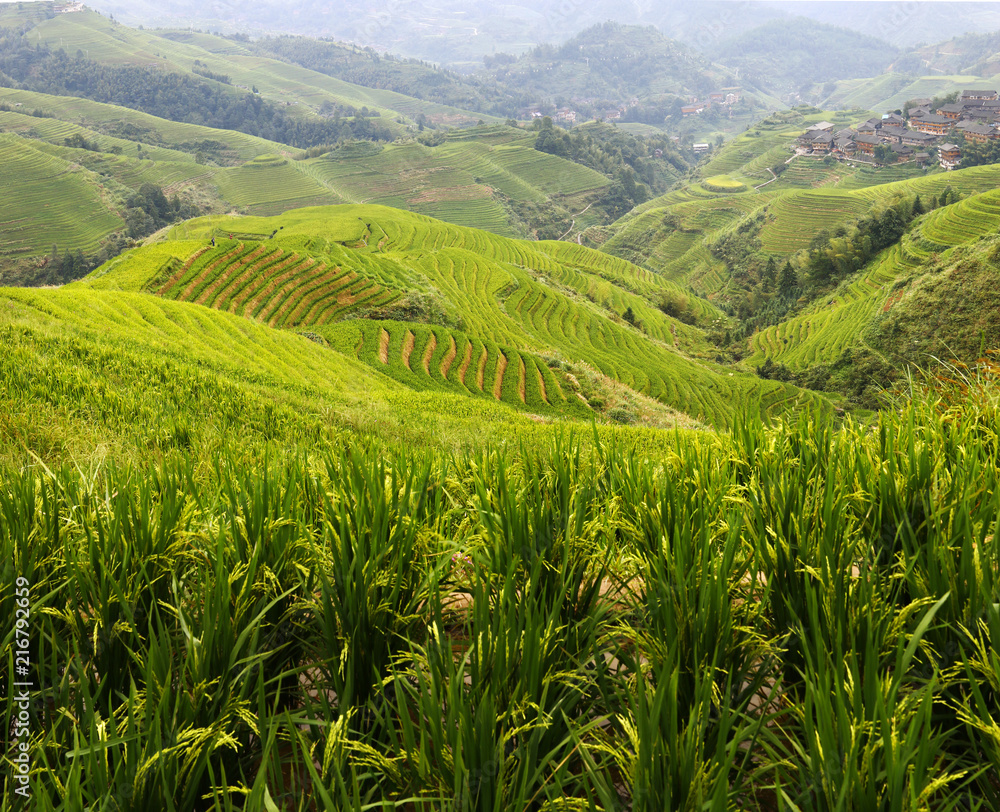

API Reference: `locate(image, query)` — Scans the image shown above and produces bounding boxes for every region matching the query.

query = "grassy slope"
[825,73,1000,113]
[22,10,498,130]
[0,133,124,261]
[747,184,1000,371]
[77,204,826,429]
[0,283,583,464]
[600,110,1000,299]
[0,81,613,259]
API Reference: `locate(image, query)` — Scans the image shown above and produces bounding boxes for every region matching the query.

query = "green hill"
[0,85,627,277]
[0,133,124,262]
[747,184,1000,377]
[711,17,896,95]
[77,204,827,429]
[9,6,495,132]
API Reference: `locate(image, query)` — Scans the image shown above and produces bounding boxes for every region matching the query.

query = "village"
[796,89,1000,169]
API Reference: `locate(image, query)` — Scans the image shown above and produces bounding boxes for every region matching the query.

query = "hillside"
[892,31,1000,78]
[711,17,896,96]
[0,5,493,133]
[74,204,828,429]
[589,104,1000,407]
[484,23,731,120]
[0,85,645,280]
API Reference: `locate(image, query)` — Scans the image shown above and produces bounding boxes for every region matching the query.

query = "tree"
[779,261,798,294]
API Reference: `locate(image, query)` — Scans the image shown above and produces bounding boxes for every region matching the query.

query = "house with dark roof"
[961,123,998,144]
[834,137,856,155]
[854,133,881,155]
[961,90,998,101]
[939,143,961,167]
[882,113,907,127]
[857,118,882,133]
[913,114,953,135]
[809,131,836,153]
[901,130,936,147]
[938,103,965,120]
[879,125,909,144]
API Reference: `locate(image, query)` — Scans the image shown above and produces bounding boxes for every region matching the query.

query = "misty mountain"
[711,17,896,94]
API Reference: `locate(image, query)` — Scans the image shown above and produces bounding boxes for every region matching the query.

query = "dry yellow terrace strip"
[402,330,416,370]
[475,345,488,392]
[422,333,437,374]
[493,352,508,400]
[379,328,390,364]
[440,335,458,379]
[457,340,473,388]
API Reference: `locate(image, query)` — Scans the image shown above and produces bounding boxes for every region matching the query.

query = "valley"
[3,3,1000,810]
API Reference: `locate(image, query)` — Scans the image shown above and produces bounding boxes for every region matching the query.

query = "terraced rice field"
[320,319,574,416]
[300,138,608,237]
[214,158,343,215]
[0,134,123,257]
[749,185,1000,370]
[154,239,400,327]
[761,190,871,254]
[0,87,298,162]
[109,205,829,428]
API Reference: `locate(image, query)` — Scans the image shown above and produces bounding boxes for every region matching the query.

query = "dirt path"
[557,200,597,241]
[517,357,526,403]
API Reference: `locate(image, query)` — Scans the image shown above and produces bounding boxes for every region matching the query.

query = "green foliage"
[4,369,1000,808]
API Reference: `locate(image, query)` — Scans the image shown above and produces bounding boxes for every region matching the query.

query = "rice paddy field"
[747,183,1000,371]
[0,135,124,260]
[78,204,820,429]
[3,307,1000,808]
[0,90,613,268]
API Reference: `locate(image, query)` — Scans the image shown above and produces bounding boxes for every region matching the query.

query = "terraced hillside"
[0,134,123,262]
[16,7,494,131]
[747,185,1000,372]
[0,86,619,270]
[79,205,826,428]
[0,284,574,457]
[600,160,1000,299]
[824,73,1000,115]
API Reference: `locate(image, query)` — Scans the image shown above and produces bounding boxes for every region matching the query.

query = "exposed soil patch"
[422,333,437,374]
[475,346,488,391]
[195,244,273,306]
[518,357,526,403]
[229,257,316,316]
[536,364,549,404]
